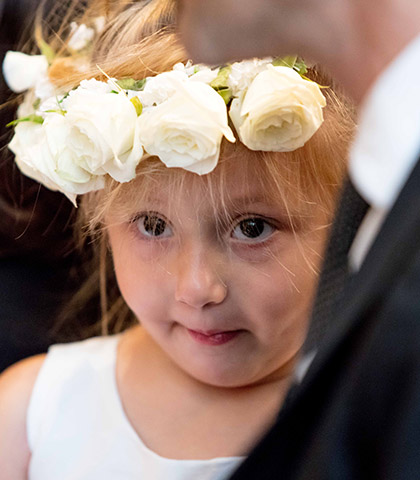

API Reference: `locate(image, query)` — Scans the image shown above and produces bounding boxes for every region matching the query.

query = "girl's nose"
[175,246,227,308]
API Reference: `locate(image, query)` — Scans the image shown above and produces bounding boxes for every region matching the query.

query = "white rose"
[16,89,38,118]
[79,78,113,94]
[34,77,56,102]
[9,84,144,203]
[173,61,195,76]
[136,70,188,107]
[68,22,95,51]
[9,118,104,205]
[228,58,272,96]
[137,78,235,175]
[190,66,218,84]
[173,60,219,83]
[229,65,326,152]
[15,78,56,118]
[2,51,49,93]
[62,86,143,182]
[173,61,218,84]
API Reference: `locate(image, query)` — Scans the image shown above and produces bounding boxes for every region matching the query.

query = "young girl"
[0,0,353,478]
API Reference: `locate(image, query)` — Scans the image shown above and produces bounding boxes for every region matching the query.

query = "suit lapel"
[287,156,420,407]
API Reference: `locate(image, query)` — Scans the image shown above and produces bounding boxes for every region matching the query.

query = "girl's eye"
[135,214,172,238]
[232,217,275,242]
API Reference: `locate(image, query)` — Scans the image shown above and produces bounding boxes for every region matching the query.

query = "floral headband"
[3,27,326,205]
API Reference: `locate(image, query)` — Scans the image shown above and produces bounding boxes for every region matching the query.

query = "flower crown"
[3,29,326,205]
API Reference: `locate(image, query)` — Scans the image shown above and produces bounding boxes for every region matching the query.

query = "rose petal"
[3,51,48,93]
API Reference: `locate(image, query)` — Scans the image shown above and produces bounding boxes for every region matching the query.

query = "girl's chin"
[178,358,264,389]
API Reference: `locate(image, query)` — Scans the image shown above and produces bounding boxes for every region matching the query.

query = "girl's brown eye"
[136,214,172,238]
[232,217,275,242]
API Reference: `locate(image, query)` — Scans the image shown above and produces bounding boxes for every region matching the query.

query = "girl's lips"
[187,329,241,346]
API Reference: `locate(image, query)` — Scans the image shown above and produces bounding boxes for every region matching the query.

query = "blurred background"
[0,0,100,372]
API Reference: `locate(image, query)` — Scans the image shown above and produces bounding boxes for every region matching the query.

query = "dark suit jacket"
[230,155,420,479]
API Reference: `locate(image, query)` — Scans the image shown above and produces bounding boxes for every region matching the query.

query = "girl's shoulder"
[0,354,46,479]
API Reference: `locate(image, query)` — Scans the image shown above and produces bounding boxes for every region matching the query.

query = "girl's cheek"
[229,233,293,264]
[126,224,174,263]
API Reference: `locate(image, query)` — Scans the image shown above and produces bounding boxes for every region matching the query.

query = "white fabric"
[293,350,316,384]
[349,207,387,271]
[349,33,420,269]
[27,335,244,480]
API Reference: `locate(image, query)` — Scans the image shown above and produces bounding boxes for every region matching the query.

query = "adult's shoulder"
[0,354,46,479]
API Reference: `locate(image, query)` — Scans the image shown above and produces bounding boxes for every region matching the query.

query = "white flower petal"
[64,87,142,180]
[229,65,326,152]
[137,78,234,174]
[68,23,95,51]
[138,71,188,107]
[94,16,106,33]
[3,51,48,93]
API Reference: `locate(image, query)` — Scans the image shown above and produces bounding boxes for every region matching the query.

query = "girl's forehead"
[130,168,271,208]
[110,156,311,224]
[106,146,322,222]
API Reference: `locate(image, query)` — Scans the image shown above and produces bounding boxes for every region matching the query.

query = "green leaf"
[130,97,143,116]
[210,65,232,91]
[272,55,297,68]
[58,92,70,104]
[272,56,308,75]
[210,66,233,104]
[45,109,67,115]
[301,75,329,89]
[7,114,44,127]
[37,39,55,64]
[293,60,308,76]
[216,87,233,105]
[116,78,146,91]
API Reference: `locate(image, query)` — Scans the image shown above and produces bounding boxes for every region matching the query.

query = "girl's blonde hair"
[36,0,354,337]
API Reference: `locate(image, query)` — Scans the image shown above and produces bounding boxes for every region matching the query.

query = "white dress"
[27,335,244,480]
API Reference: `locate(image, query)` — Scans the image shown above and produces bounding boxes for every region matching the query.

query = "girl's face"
[107,157,327,388]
